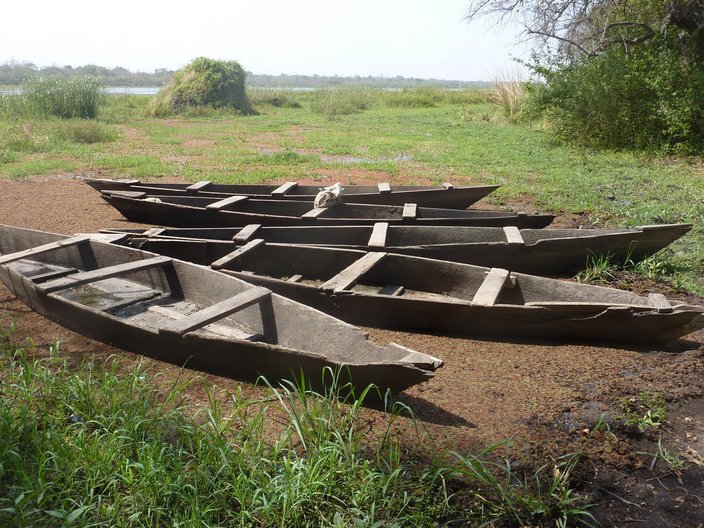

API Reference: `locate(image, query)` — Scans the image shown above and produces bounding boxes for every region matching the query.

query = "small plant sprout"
[619,392,667,433]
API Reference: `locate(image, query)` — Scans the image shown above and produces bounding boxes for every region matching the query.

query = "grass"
[0,327,599,527]
[0,88,702,292]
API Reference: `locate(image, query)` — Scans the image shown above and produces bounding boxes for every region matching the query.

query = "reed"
[22,77,104,119]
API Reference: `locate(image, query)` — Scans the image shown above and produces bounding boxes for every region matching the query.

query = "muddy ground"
[0,174,702,526]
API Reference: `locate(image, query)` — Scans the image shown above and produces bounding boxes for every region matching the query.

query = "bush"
[526,32,704,153]
[22,76,104,119]
[150,57,251,116]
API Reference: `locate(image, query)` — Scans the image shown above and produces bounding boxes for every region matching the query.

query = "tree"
[465,0,704,57]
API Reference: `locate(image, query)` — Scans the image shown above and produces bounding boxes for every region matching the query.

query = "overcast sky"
[2,0,528,81]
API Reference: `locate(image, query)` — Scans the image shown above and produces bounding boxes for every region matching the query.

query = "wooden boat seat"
[367,222,389,248]
[503,226,524,245]
[205,195,248,210]
[186,180,212,192]
[287,274,303,283]
[402,203,417,220]
[271,181,298,196]
[378,182,391,194]
[471,268,514,307]
[29,267,79,284]
[143,227,166,237]
[232,224,262,244]
[159,286,276,339]
[148,305,261,340]
[301,207,327,218]
[378,285,405,296]
[442,183,455,189]
[37,256,173,294]
[648,293,673,313]
[0,235,91,265]
[322,252,387,293]
[211,239,265,269]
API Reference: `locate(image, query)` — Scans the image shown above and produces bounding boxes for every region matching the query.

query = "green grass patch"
[0,327,598,527]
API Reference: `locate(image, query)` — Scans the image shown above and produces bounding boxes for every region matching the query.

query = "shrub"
[22,76,104,119]
[150,57,251,116]
[525,32,704,153]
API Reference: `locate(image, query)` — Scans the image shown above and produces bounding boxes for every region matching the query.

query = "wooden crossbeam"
[159,286,273,336]
[186,180,212,192]
[37,256,173,294]
[301,207,327,218]
[503,226,524,245]
[377,182,391,194]
[233,224,262,244]
[205,195,248,210]
[143,228,166,237]
[105,190,146,199]
[471,268,511,307]
[442,182,455,189]
[287,274,303,283]
[0,235,91,266]
[378,284,404,296]
[211,239,265,269]
[367,222,389,248]
[648,293,673,313]
[402,203,417,220]
[271,181,298,196]
[321,252,387,293]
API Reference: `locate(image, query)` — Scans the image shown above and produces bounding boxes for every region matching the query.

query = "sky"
[2,0,528,81]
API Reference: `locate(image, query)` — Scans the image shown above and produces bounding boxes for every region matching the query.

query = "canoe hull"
[85,178,500,208]
[0,225,438,395]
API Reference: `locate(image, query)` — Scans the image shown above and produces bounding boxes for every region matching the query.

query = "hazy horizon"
[2,0,528,82]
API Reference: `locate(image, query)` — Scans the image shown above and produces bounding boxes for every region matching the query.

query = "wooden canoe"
[0,224,442,395]
[102,222,692,276]
[100,191,555,228]
[103,237,703,344]
[84,178,500,208]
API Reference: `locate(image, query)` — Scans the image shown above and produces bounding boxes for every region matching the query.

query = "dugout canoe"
[0,224,442,394]
[100,191,555,228]
[102,222,692,276]
[114,238,703,345]
[84,178,500,208]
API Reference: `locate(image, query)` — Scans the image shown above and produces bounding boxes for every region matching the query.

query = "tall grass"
[309,87,376,119]
[0,325,598,527]
[493,69,527,123]
[22,77,104,119]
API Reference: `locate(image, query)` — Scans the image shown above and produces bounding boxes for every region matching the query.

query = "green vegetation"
[0,328,599,527]
[526,31,704,152]
[619,392,667,433]
[21,77,104,119]
[149,57,251,117]
[0,87,701,291]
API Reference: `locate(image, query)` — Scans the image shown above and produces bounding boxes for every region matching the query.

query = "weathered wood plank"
[402,203,417,220]
[143,228,166,237]
[271,181,298,196]
[148,305,260,340]
[233,224,262,244]
[186,180,212,192]
[503,226,524,245]
[287,274,303,283]
[159,286,272,336]
[471,268,510,307]
[367,222,389,248]
[649,293,673,313]
[378,182,391,194]
[0,235,91,266]
[321,252,387,292]
[442,182,455,189]
[302,207,327,218]
[378,284,405,296]
[211,239,265,269]
[29,268,79,284]
[205,195,249,210]
[38,256,173,294]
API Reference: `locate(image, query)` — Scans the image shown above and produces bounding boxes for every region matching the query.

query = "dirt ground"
[1,174,703,526]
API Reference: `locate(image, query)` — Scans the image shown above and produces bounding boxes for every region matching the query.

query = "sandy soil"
[0,174,703,526]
